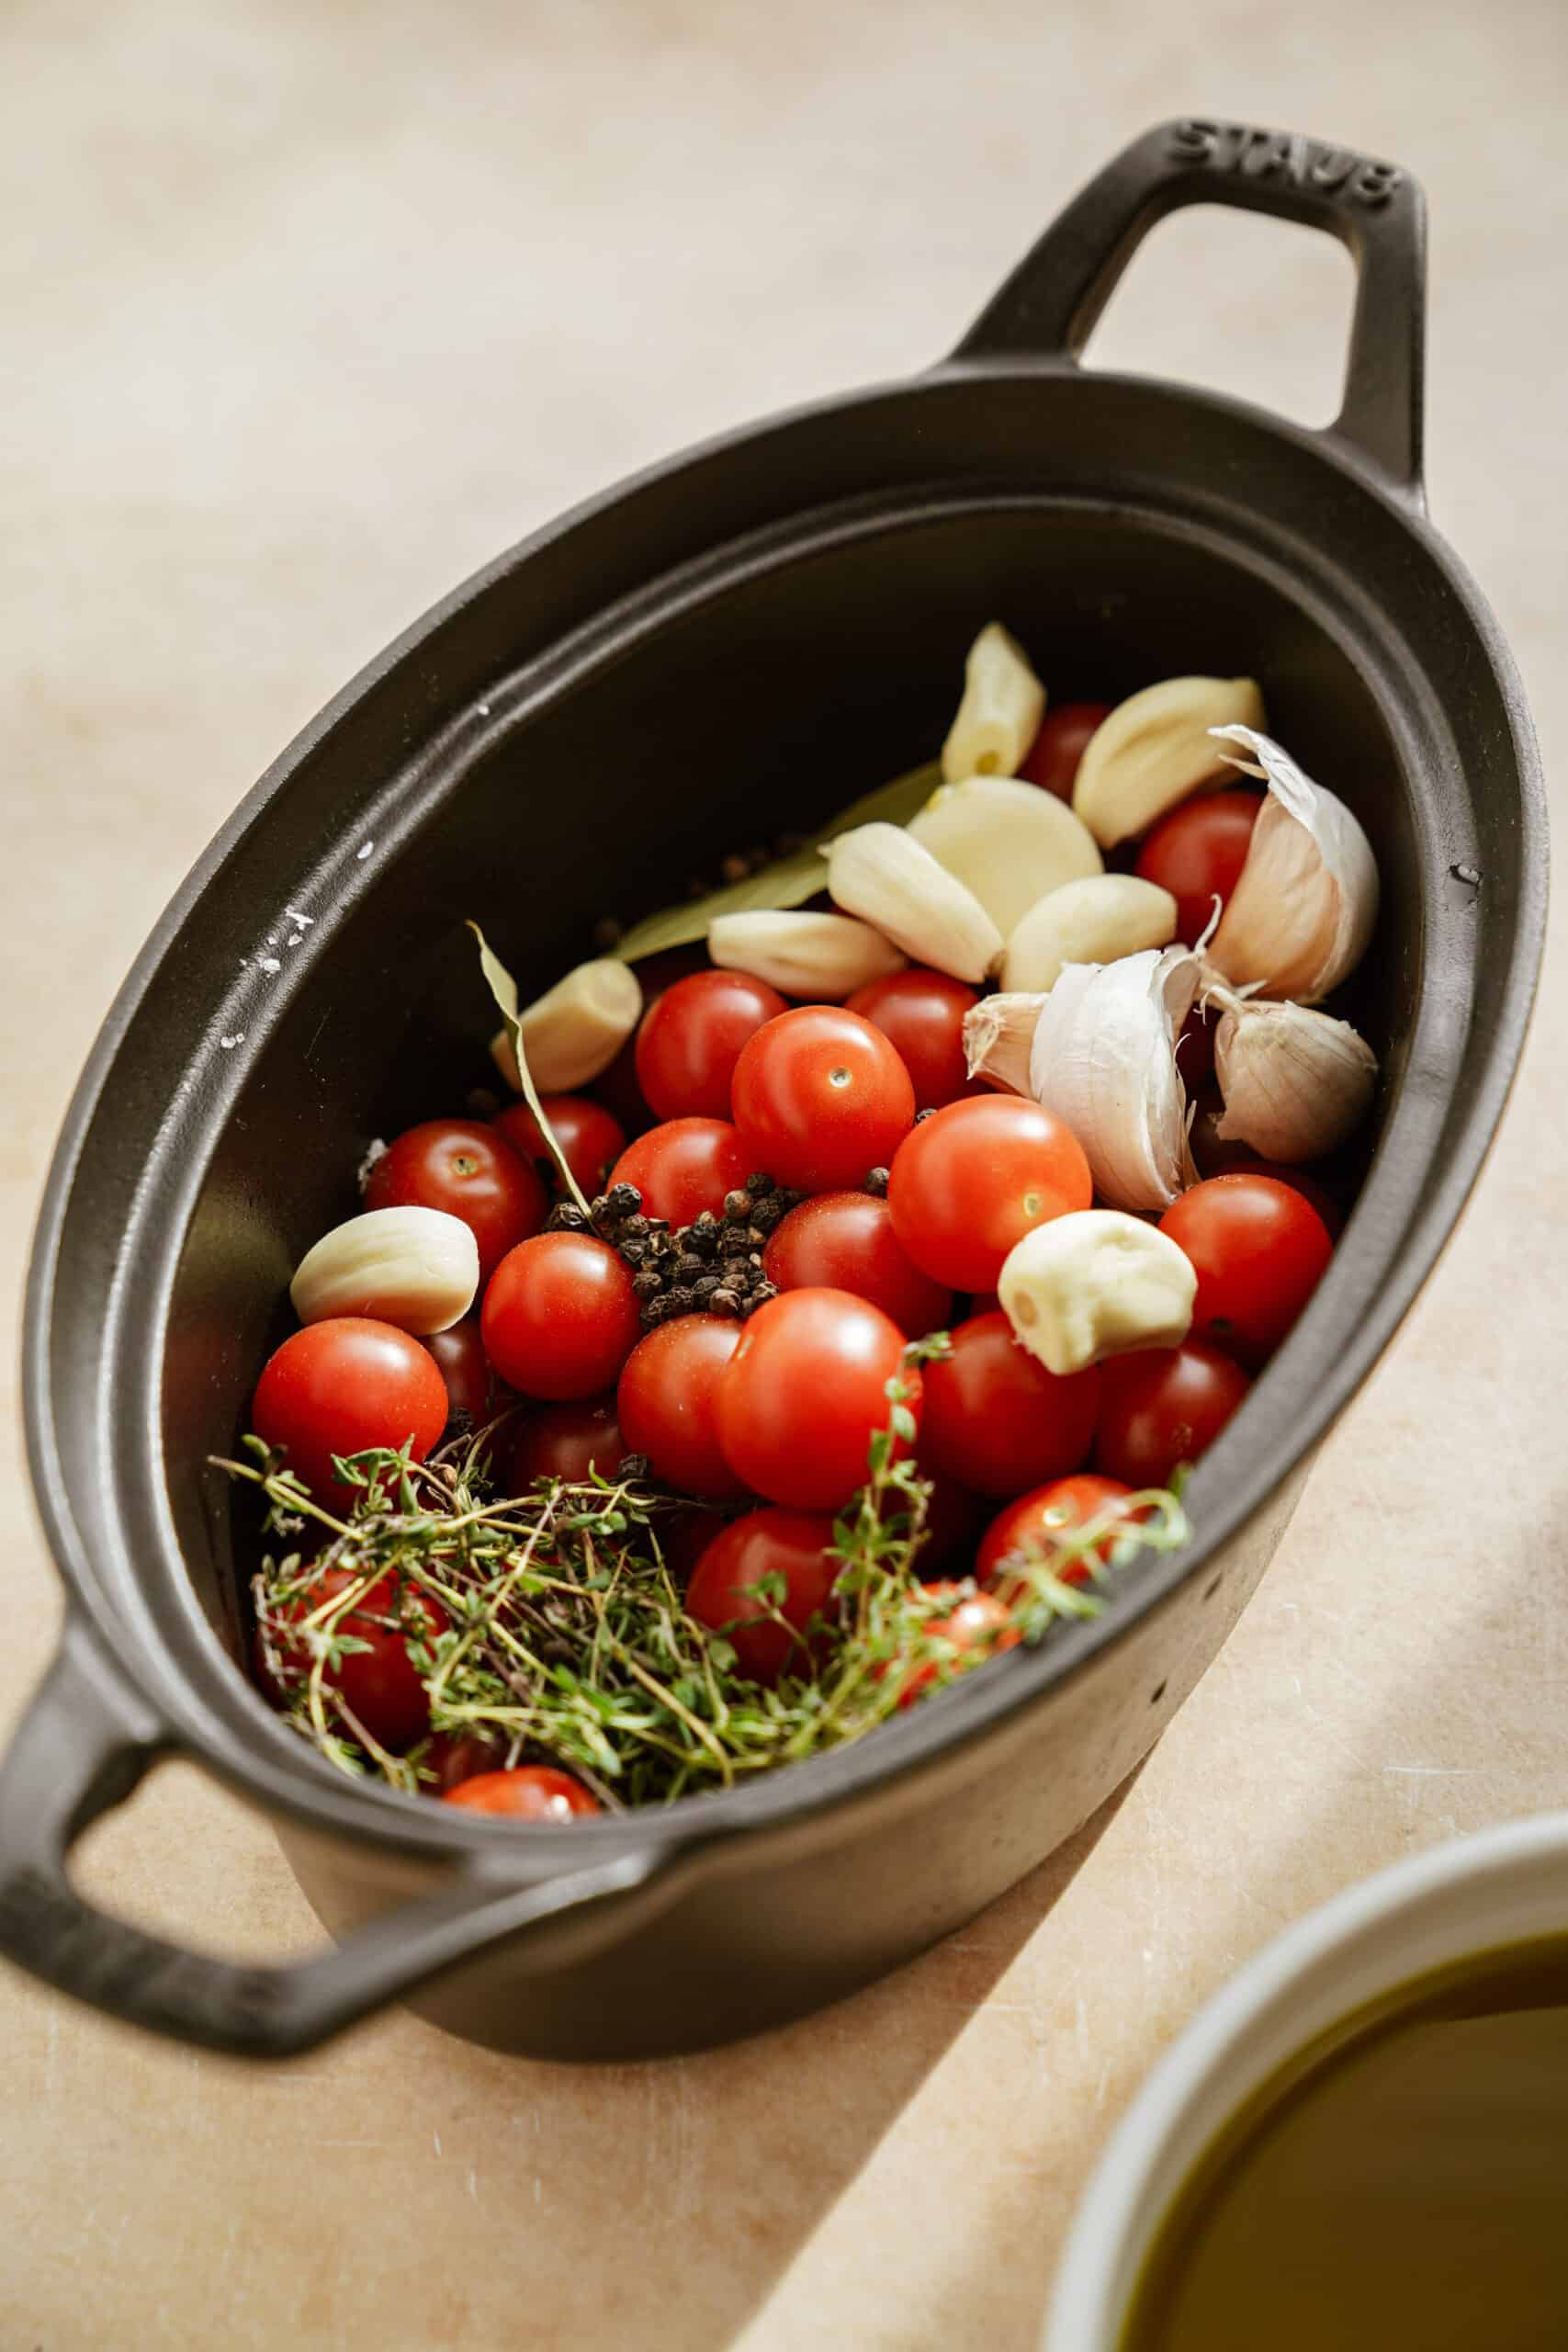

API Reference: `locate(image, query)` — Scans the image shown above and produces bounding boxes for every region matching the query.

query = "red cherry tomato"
[731,1006,916,1193]
[257,1566,447,1750]
[763,1193,953,1338]
[590,947,714,1138]
[1187,1100,1347,1236]
[616,1315,749,1498]
[481,1233,641,1400]
[443,1767,600,1818]
[912,1468,987,1579]
[1097,1341,1251,1487]
[887,1096,1092,1292]
[610,1117,750,1226]
[253,1317,449,1506]
[493,1095,626,1200]
[685,1507,841,1684]
[920,1312,1100,1498]
[422,1314,495,1425]
[976,1473,1140,1587]
[1159,1174,1335,1365]
[634,969,790,1122]
[1134,790,1263,946]
[504,1396,628,1491]
[366,1119,547,1283]
[893,1589,1020,1708]
[420,1728,505,1792]
[1020,702,1111,800]
[843,968,982,1112]
[716,1286,918,1510]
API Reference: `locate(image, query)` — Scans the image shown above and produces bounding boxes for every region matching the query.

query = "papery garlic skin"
[493,957,643,1093]
[708,910,905,1000]
[963,992,1044,1093]
[908,775,1102,937]
[825,822,1002,983]
[1213,996,1378,1162]
[998,1211,1196,1376]
[290,1206,479,1335]
[1002,874,1178,994]
[941,623,1045,783]
[1205,725,1379,1003]
[1072,676,1267,848]
[1029,947,1200,1212]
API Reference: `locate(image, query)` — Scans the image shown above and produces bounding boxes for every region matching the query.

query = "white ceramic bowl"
[1044,1813,1568,2347]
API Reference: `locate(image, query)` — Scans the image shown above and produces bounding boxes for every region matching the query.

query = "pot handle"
[953,117,1426,499]
[0,1622,672,2057]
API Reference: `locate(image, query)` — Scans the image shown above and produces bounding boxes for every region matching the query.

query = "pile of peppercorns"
[547,1174,807,1327]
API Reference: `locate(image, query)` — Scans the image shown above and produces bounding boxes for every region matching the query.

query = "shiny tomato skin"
[590,947,714,1138]
[919,1311,1100,1498]
[253,1317,449,1506]
[366,1119,547,1283]
[616,1315,749,1498]
[610,1117,750,1227]
[976,1473,1139,1586]
[443,1767,601,1819]
[257,1566,447,1750]
[1186,1102,1347,1236]
[1019,702,1112,800]
[635,969,790,1122]
[423,1314,494,1425]
[493,1095,626,1200]
[1097,1341,1251,1487]
[685,1507,841,1684]
[481,1233,641,1400]
[420,1728,506,1792]
[504,1396,628,1491]
[1159,1174,1335,1365]
[1134,790,1263,946]
[844,968,982,1112]
[887,1095,1093,1292]
[730,1006,916,1193]
[763,1193,953,1339]
[894,1589,1020,1708]
[716,1286,918,1510]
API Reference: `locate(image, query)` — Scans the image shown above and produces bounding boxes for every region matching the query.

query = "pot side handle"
[953,117,1426,501]
[0,1623,672,2058]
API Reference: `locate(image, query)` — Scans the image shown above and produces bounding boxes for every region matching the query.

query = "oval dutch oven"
[2,120,1546,2060]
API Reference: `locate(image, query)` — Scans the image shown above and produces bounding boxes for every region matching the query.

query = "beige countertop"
[4,4,1566,2346]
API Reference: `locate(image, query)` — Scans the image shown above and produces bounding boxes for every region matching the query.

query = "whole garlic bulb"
[1213,993,1378,1163]
[1206,726,1379,1003]
[1028,947,1201,1213]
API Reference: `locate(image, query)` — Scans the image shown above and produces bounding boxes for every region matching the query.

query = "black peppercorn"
[744,1172,774,1197]
[722,1189,753,1222]
[632,1271,663,1301]
[604,1182,641,1219]
[666,1286,696,1316]
[674,1252,705,1283]
[709,1287,741,1315]
[750,1196,784,1233]
[693,1273,720,1304]
[863,1167,890,1198]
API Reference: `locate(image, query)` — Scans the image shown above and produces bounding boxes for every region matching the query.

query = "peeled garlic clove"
[1002,874,1178,995]
[825,821,1002,984]
[1213,996,1378,1162]
[1205,726,1379,1003]
[999,1210,1197,1376]
[290,1205,479,1335]
[492,956,642,1093]
[708,909,905,999]
[1029,946,1200,1212]
[941,622,1044,782]
[908,775,1102,936]
[1072,677,1267,848]
[963,991,1045,1093]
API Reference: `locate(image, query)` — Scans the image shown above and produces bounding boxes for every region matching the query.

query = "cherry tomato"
[685,1507,841,1684]
[493,1095,626,1200]
[730,1006,916,1193]
[716,1286,918,1510]
[590,946,714,1138]
[1097,1341,1251,1487]
[844,968,981,1112]
[366,1119,547,1283]
[893,1589,1020,1708]
[504,1396,628,1491]
[257,1566,447,1750]
[763,1193,953,1338]
[422,1314,495,1425]
[610,1117,750,1226]
[1187,1099,1347,1235]
[1134,790,1262,946]
[912,1467,987,1579]
[253,1317,449,1506]
[887,1096,1092,1292]
[443,1766,601,1818]
[635,968,790,1122]
[1159,1174,1335,1365]
[481,1233,641,1400]
[919,1311,1100,1498]
[420,1729,505,1792]
[616,1315,749,1498]
[976,1473,1140,1587]
[1020,702,1111,800]
[660,1505,735,1583]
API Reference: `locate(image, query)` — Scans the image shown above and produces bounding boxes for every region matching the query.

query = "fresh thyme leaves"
[216,1370,1189,1811]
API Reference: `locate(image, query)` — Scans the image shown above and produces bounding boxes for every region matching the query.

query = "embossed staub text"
[1168,120,1402,209]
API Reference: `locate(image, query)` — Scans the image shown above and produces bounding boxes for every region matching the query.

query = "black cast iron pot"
[3,120,1546,2061]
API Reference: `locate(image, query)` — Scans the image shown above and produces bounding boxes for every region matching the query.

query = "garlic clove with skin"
[1205,725,1379,1003]
[824,821,1002,983]
[1028,946,1201,1212]
[1072,676,1267,848]
[1212,991,1378,1163]
[963,991,1045,1094]
[908,775,1102,937]
[1002,873,1178,995]
[941,622,1045,782]
[998,1210,1197,1376]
